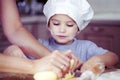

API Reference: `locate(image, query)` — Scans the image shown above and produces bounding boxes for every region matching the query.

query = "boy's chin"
[55,40,73,45]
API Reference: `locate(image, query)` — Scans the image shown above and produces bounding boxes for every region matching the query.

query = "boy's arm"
[0,0,50,58]
[81,52,119,73]
[96,52,119,66]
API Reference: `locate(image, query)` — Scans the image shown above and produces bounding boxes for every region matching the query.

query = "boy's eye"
[67,24,74,27]
[52,21,60,25]
[53,23,59,25]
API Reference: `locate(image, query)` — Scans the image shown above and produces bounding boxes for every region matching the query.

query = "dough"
[70,59,74,69]
[33,59,75,80]
[33,71,57,80]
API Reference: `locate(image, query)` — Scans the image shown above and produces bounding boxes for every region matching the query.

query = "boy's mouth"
[57,35,67,39]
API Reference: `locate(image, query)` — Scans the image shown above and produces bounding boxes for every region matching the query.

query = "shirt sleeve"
[86,41,109,60]
[38,38,49,48]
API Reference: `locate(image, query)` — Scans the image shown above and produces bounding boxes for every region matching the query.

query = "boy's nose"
[59,26,66,33]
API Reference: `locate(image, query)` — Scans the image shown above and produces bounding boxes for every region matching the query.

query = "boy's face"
[48,14,80,45]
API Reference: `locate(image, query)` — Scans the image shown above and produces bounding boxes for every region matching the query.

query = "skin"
[0,0,81,78]
[49,14,80,45]
[0,0,50,58]
[0,0,81,69]
[0,50,72,78]
[48,14,119,74]
[3,45,81,77]
[0,0,118,78]
[81,52,119,73]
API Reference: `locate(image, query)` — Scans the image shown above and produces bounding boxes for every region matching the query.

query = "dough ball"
[34,71,57,80]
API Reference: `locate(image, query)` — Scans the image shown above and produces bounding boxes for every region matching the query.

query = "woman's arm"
[0,0,50,58]
[0,53,34,74]
[0,50,71,78]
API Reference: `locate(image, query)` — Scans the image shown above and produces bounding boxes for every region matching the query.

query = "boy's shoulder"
[75,39,95,45]
[74,39,98,48]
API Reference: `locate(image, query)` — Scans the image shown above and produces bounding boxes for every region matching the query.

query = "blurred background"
[0,0,120,67]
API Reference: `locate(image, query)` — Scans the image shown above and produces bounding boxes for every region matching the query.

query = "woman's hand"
[32,50,71,78]
[64,50,83,72]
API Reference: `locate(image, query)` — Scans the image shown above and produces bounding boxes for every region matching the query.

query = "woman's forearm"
[0,54,34,74]
[0,0,50,58]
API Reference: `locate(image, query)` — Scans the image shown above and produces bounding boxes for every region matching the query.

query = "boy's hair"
[43,0,94,31]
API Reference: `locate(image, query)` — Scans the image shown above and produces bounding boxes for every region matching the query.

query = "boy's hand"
[80,56,105,80]
[80,56,105,75]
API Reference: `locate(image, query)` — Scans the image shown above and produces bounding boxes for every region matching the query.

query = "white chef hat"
[43,0,94,30]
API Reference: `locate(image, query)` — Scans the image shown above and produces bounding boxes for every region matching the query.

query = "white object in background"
[80,70,96,80]
[96,70,120,80]
[80,62,105,80]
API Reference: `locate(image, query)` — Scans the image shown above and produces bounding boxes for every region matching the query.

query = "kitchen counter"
[20,13,120,26]
[0,69,120,80]
[93,13,120,21]
[21,13,120,22]
[21,15,47,23]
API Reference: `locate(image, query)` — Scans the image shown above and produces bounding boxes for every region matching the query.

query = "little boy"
[39,0,119,74]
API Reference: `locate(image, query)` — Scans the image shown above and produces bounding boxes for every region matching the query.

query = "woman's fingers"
[64,50,83,71]
[33,50,72,78]
[33,50,85,78]
[51,50,70,73]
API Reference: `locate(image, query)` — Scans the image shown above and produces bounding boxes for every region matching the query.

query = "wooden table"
[0,69,120,80]
[0,72,33,80]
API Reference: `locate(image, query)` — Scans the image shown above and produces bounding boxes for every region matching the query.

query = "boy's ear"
[47,27,51,31]
[77,30,80,34]
[76,31,80,36]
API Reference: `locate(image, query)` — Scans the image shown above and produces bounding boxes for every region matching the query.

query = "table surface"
[0,69,120,80]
